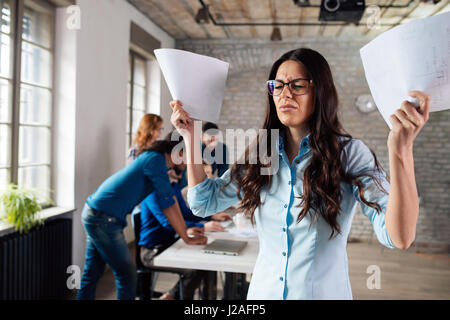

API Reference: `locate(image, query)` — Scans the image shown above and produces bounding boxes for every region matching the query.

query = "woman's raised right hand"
[170,100,194,137]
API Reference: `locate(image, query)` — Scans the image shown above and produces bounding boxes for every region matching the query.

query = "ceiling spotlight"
[195,6,209,24]
[270,27,282,41]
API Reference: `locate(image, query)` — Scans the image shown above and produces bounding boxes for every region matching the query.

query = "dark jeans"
[77,204,136,300]
[140,245,214,300]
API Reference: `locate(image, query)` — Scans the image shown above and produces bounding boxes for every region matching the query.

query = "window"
[126,23,162,153]
[0,0,14,189]
[0,0,54,202]
[127,51,147,148]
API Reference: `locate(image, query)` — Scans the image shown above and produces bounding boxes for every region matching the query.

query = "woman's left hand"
[388,90,430,157]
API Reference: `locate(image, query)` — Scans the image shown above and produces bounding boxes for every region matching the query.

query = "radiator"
[0,218,72,300]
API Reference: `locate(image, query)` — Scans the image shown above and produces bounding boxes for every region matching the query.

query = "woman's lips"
[279,104,297,112]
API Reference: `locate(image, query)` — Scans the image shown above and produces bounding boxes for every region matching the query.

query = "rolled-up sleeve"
[143,153,175,210]
[187,168,240,218]
[344,139,396,249]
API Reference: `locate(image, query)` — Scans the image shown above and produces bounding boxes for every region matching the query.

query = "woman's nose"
[280,85,293,98]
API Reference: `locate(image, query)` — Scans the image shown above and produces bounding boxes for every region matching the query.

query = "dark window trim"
[130,22,161,56]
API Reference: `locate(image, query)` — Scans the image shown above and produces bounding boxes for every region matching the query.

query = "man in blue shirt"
[139,182,226,300]
[77,140,207,300]
[139,161,232,300]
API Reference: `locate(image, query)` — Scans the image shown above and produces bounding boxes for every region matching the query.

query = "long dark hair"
[228,48,387,239]
[147,136,184,155]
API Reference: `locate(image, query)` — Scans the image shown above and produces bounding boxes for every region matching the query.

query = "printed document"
[360,12,450,128]
[155,49,229,123]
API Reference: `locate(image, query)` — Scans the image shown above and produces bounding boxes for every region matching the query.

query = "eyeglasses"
[266,78,312,96]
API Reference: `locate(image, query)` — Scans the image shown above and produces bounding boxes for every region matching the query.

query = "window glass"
[18,126,51,166]
[21,41,52,88]
[22,0,52,49]
[20,83,51,126]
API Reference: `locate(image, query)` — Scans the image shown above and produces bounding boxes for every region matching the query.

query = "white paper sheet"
[154,48,229,123]
[360,12,450,129]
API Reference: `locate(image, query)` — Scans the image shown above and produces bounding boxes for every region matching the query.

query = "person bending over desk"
[140,179,231,300]
[77,139,207,300]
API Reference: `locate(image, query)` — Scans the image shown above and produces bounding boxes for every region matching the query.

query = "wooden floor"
[92,241,450,300]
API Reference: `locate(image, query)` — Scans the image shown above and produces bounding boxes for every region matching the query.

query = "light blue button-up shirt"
[187,133,396,300]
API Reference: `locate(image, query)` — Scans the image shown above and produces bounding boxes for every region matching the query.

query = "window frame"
[2,0,55,203]
[0,0,15,183]
[127,49,148,148]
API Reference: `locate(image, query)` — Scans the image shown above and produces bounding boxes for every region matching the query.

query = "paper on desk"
[154,48,229,123]
[360,12,450,129]
[228,227,258,238]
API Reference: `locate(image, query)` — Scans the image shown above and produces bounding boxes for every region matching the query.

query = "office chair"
[132,211,187,300]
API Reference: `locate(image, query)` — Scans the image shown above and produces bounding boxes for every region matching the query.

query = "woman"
[128,114,164,161]
[77,139,207,300]
[169,48,430,300]
[127,114,164,224]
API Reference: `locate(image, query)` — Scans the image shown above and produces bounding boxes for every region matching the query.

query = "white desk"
[153,231,259,274]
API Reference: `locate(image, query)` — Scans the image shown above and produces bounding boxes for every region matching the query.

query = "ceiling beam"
[180,0,211,38]
[127,0,178,39]
[385,0,448,32]
[47,0,75,6]
[153,0,191,39]
[297,6,305,37]
[200,0,233,38]
[361,0,396,36]
[215,12,233,38]
[239,0,258,38]
[198,0,409,27]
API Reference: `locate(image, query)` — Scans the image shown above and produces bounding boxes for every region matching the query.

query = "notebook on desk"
[202,239,247,256]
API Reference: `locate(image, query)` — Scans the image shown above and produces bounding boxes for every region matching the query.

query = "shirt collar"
[278,129,310,155]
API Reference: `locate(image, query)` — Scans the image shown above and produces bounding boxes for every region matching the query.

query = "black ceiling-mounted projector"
[319,0,366,22]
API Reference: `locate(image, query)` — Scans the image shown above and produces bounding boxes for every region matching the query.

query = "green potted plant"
[0,184,53,234]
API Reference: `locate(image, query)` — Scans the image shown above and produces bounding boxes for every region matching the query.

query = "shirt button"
[279,277,284,281]
[282,252,286,256]
[284,204,287,208]
[288,181,291,185]
[282,227,286,232]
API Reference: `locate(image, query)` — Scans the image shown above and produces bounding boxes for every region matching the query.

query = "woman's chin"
[279,116,305,128]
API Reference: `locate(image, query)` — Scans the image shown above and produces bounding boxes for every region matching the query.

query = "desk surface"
[153,231,259,274]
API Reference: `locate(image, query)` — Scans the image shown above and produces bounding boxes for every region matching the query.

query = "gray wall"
[177,37,450,251]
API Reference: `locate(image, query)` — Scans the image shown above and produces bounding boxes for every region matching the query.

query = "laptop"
[202,239,248,256]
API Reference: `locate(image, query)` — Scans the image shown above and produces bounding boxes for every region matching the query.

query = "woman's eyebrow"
[275,76,308,80]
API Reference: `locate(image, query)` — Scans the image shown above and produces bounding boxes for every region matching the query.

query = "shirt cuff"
[384,229,397,249]
[157,195,175,210]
